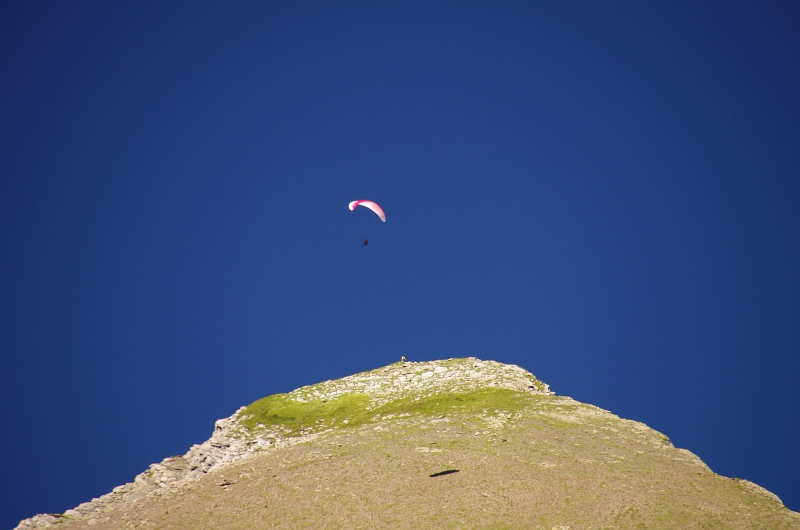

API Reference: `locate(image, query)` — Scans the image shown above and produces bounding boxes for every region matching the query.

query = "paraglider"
[349,200,385,246]
[348,200,386,222]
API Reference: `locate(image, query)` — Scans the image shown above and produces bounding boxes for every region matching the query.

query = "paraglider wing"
[348,200,386,222]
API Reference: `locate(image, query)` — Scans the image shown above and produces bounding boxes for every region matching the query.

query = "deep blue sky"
[2,2,798,526]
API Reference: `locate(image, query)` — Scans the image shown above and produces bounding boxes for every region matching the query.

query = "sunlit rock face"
[16,358,800,530]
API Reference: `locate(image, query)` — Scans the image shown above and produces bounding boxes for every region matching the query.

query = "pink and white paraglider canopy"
[348,200,386,222]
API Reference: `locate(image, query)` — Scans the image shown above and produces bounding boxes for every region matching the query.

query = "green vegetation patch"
[242,392,371,433]
[383,387,530,418]
[242,387,533,435]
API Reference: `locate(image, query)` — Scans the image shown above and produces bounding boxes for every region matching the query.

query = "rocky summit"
[16,358,800,530]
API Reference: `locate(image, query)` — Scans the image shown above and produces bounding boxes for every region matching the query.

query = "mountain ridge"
[16,358,799,529]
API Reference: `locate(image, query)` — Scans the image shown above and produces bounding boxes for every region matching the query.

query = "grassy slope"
[241,387,530,435]
[53,385,800,530]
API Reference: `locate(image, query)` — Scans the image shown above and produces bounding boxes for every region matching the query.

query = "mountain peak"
[284,357,552,405]
[16,358,799,529]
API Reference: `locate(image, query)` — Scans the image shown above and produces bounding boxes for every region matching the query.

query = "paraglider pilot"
[349,201,385,247]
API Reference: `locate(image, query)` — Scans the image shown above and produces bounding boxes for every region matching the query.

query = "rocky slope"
[16,358,800,530]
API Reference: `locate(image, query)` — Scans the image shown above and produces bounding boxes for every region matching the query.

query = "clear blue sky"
[2,2,798,526]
